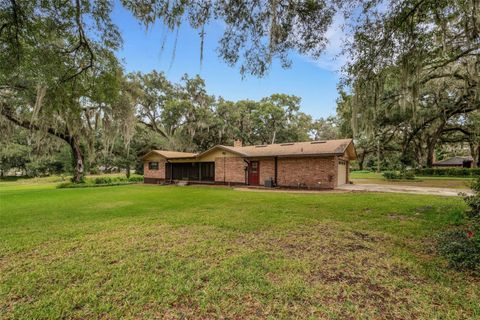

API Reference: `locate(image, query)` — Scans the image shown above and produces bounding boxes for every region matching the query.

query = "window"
[149,162,159,170]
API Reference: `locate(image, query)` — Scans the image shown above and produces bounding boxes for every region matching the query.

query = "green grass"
[1,181,479,319]
[350,171,474,189]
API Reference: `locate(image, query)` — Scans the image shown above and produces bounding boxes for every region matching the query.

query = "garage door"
[337,160,347,186]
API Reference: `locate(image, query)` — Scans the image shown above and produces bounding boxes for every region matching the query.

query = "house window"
[149,162,159,170]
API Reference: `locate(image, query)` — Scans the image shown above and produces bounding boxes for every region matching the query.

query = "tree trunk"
[2,108,85,182]
[426,143,436,168]
[358,150,367,170]
[470,143,480,168]
[426,121,445,168]
[126,163,131,178]
[69,137,84,183]
[376,138,381,173]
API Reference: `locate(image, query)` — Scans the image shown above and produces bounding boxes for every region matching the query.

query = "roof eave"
[196,145,248,158]
[141,150,164,160]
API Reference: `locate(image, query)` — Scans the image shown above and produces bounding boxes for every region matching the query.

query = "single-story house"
[433,156,474,168]
[142,139,356,189]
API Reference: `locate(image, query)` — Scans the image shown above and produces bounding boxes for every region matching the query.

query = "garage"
[337,159,347,186]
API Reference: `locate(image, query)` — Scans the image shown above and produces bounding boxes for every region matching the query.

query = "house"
[433,156,474,168]
[142,139,356,189]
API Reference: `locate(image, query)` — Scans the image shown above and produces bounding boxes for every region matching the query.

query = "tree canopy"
[1,0,478,180]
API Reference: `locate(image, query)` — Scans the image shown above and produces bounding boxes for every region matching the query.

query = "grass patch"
[351,171,474,189]
[0,183,479,319]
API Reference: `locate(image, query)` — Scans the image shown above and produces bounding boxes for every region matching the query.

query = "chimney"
[234,139,243,148]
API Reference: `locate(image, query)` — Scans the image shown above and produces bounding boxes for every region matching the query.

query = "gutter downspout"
[243,159,250,185]
[166,160,173,184]
[274,156,278,187]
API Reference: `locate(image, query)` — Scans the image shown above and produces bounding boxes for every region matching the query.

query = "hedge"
[382,170,415,180]
[415,168,480,177]
[57,175,143,189]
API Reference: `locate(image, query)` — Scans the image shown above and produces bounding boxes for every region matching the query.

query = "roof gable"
[143,139,357,161]
[433,156,473,165]
[198,139,356,159]
[142,150,197,160]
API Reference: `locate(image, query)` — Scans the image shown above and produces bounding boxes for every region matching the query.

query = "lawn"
[0,181,478,319]
[350,171,474,189]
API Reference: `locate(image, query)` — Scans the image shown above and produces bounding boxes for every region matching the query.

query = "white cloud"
[304,12,349,72]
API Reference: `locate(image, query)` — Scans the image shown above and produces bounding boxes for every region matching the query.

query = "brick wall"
[143,159,166,180]
[259,158,275,184]
[277,156,336,189]
[215,156,246,184]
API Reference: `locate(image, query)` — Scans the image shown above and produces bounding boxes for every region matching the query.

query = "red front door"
[248,161,260,185]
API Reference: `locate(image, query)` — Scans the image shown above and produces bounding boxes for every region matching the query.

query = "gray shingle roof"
[433,156,473,166]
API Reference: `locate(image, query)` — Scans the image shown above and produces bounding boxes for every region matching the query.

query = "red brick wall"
[215,157,246,184]
[277,156,336,189]
[143,159,166,180]
[259,158,275,184]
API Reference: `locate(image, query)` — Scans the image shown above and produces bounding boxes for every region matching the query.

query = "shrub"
[58,175,144,188]
[437,177,480,274]
[128,175,144,182]
[57,182,74,188]
[382,170,415,180]
[437,229,479,272]
[403,170,416,180]
[93,176,113,184]
[70,175,86,183]
[383,171,401,180]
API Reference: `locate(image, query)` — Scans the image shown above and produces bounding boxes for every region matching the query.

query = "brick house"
[142,139,356,189]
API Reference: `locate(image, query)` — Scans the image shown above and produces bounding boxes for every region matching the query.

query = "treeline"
[1,0,478,180]
[335,0,479,171]
[0,71,338,179]
[0,0,344,182]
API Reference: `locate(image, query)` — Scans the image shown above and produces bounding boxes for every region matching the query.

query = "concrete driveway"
[337,183,473,197]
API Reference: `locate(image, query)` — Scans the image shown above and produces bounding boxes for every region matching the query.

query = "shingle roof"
[143,139,356,161]
[200,139,356,159]
[142,150,197,160]
[433,156,473,166]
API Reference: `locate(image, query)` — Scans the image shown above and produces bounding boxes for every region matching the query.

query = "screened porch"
[165,162,215,182]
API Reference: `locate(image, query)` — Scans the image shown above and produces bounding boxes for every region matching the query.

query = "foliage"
[382,170,415,180]
[0,0,125,182]
[91,175,143,185]
[58,175,143,188]
[132,71,329,152]
[338,0,480,171]
[438,178,480,274]
[382,171,401,180]
[437,230,479,273]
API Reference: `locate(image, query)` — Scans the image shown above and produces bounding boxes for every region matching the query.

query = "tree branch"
[1,107,71,143]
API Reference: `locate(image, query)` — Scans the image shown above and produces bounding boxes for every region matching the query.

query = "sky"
[111,3,346,119]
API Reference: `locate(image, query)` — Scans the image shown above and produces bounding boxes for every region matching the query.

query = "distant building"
[433,156,474,168]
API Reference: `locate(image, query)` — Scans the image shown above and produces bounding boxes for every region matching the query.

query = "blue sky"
[111,3,344,119]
